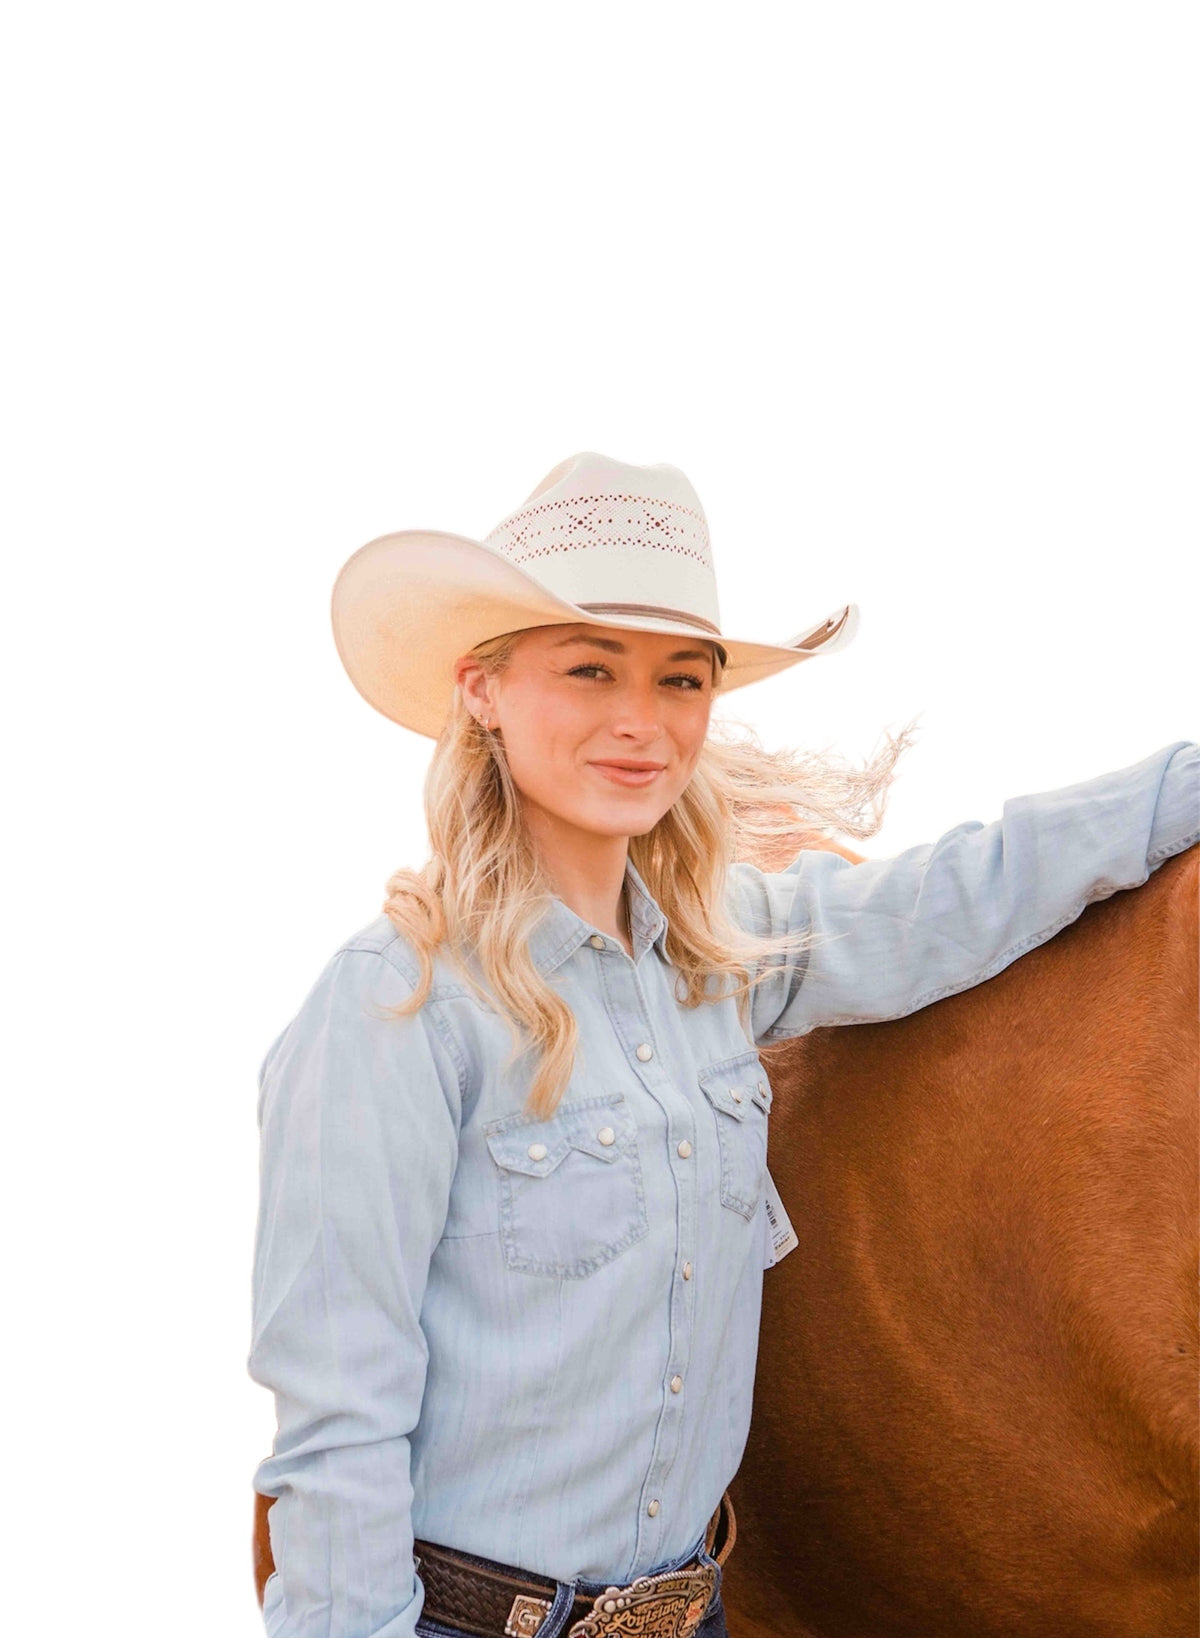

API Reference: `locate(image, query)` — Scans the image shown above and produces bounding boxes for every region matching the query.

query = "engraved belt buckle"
[566,1559,717,1638]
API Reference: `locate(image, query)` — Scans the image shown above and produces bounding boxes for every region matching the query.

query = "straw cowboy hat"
[330,451,859,739]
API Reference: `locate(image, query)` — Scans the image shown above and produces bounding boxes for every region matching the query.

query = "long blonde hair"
[382,628,917,1118]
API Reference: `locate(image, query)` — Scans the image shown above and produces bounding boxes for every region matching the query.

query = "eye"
[566,663,706,691]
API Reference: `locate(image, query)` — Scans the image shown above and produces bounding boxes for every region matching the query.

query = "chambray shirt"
[248,740,1199,1638]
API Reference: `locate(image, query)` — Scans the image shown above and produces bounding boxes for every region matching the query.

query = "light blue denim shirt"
[248,740,1198,1638]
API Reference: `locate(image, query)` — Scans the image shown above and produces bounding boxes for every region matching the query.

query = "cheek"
[500,700,582,789]
[677,705,711,760]
[507,680,597,742]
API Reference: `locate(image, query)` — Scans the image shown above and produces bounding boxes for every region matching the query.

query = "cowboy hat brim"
[331,529,859,739]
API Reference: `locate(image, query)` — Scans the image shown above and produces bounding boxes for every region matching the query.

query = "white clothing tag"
[762,1167,799,1268]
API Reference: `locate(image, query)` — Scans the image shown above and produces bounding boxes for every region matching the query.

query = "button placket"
[600,955,693,1567]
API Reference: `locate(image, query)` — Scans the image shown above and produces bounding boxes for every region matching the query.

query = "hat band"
[576,601,723,637]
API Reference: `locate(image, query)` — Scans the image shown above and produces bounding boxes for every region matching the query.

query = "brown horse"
[723,841,1198,1638]
[253,844,1198,1637]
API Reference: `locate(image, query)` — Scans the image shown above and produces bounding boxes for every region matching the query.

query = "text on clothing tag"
[762,1167,799,1267]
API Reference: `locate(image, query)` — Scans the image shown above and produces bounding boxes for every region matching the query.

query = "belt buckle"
[566,1559,717,1638]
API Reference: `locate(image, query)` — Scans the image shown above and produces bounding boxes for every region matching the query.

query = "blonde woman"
[247,453,1198,1638]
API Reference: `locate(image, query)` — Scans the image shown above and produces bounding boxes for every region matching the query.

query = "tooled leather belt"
[413,1488,736,1638]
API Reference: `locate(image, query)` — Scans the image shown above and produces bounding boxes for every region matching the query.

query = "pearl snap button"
[682,1261,692,1279]
[597,1126,615,1145]
[635,1043,653,1061]
[647,1500,660,1517]
[527,1142,548,1161]
[670,1374,683,1393]
[677,1139,692,1158]
[589,934,605,948]
[730,1088,743,1103]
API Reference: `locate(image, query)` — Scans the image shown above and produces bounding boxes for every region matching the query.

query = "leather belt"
[413,1488,736,1638]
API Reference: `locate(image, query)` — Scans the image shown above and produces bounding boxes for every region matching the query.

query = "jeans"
[413,1527,729,1638]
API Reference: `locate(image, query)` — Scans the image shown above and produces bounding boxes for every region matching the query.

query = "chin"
[573,801,667,837]
[582,813,649,837]
[603,803,673,835]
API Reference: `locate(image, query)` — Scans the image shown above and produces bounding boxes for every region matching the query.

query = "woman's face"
[456,624,718,841]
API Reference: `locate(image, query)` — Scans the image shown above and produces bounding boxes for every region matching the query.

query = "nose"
[608,681,666,739]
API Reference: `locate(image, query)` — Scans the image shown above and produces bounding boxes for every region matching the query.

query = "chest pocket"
[698,1049,772,1219]
[484,1092,649,1279]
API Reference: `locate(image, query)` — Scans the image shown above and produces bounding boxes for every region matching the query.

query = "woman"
[247,452,1198,1638]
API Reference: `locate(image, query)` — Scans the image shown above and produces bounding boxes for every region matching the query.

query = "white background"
[5,4,1195,1632]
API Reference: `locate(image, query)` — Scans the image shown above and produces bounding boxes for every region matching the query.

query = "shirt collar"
[528,854,670,976]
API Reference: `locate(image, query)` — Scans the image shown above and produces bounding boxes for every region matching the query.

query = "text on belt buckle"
[566,1559,717,1638]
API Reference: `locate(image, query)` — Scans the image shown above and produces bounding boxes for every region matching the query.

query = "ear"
[454,657,493,721]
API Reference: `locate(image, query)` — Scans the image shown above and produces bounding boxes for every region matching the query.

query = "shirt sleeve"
[728,738,1200,1046]
[247,944,465,1638]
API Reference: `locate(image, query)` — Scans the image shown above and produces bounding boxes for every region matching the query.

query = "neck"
[523,807,633,952]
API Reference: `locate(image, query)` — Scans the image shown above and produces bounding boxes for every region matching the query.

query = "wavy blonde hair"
[382,628,918,1119]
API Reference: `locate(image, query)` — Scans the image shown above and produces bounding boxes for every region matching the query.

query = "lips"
[591,761,665,771]
[589,761,665,787]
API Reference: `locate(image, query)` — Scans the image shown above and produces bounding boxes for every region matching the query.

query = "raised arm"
[247,944,463,1638]
[728,738,1199,1045]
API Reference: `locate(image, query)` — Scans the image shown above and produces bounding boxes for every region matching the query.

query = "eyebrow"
[550,634,714,663]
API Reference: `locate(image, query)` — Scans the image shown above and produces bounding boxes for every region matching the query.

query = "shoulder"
[332,911,475,1005]
[322,914,478,1100]
[257,913,474,1114]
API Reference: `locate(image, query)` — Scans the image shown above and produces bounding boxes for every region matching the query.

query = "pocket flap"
[485,1095,631,1174]
[699,1050,772,1121]
[485,1125,572,1176]
[563,1123,622,1161]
